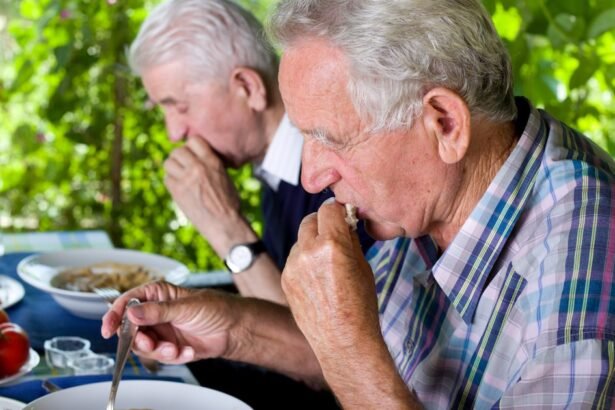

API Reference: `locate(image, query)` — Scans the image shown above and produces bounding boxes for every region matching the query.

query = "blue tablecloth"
[0,252,117,353]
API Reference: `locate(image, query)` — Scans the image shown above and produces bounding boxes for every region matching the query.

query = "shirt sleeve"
[496,339,614,409]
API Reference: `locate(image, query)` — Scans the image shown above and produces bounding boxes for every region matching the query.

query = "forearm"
[193,210,286,304]
[233,257,287,305]
[226,297,326,387]
[320,334,420,409]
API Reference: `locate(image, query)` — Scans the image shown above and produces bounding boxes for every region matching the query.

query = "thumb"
[127,300,178,326]
[349,227,363,254]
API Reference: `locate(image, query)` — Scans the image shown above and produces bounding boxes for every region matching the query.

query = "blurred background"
[0,0,613,271]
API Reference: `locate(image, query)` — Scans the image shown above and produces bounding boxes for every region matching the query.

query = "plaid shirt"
[368,98,615,409]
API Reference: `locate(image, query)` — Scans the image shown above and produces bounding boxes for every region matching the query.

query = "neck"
[430,119,518,249]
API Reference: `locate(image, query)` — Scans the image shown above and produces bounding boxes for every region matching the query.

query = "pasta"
[51,262,158,293]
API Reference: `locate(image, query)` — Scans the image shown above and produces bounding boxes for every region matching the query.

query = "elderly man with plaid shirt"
[103,0,615,408]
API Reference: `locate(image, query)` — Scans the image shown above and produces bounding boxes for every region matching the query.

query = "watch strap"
[245,239,266,256]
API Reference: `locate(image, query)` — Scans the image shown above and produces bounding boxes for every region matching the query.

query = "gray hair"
[129,0,278,87]
[269,0,517,132]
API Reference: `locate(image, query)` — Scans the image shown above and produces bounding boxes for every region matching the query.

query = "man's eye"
[177,105,189,114]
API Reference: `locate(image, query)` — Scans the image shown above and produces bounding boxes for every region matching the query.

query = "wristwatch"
[224,240,266,274]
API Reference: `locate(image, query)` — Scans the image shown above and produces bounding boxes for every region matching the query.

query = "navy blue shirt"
[261,180,374,270]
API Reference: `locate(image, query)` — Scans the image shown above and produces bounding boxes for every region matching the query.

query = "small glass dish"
[68,354,114,375]
[44,336,92,369]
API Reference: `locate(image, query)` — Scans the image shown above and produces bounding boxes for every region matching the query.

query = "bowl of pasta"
[17,249,190,319]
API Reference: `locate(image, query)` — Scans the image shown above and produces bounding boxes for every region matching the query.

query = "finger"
[163,154,187,179]
[126,299,179,327]
[101,286,152,338]
[101,310,122,339]
[102,282,186,338]
[296,212,318,245]
[317,200,351,238]
[145,341,195,364]
[166,146,199,173]
[133,328,157,353]
[185,137,216,162]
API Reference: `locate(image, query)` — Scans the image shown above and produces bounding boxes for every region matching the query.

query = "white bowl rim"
[16,248,189,299]
[24,379,252,409]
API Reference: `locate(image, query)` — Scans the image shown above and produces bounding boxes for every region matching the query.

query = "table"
[0,231,198,404]
[1,230,114,253]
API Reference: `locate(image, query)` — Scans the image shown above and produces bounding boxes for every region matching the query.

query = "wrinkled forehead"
[141,62,190,99]
[279,39,358,131]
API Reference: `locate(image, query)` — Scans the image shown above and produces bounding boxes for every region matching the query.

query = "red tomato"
[0,323,30,378]
[0,309,8,324]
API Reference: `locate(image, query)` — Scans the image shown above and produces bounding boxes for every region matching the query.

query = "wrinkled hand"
[281,201,381,365]
[164,137,248,255]
[101,282,241,364]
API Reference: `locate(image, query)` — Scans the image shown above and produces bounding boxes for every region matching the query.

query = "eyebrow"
[158,97,179,106]
[301,128,334,143]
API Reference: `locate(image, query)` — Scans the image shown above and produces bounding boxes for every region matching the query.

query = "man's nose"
[165,113,188,142]
[300,138,340,194]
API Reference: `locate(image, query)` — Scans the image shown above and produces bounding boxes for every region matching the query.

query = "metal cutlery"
[106,297,140,410]
[41,379,62,393]
[93,287,121,306]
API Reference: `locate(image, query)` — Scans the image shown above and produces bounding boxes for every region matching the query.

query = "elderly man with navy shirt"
[129,0,372,305]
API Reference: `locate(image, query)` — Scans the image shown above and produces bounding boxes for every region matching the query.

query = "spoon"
[106,298,140,410]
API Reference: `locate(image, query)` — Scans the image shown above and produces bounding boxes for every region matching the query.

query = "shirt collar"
[253,114,303,191]
[432,98,547,324]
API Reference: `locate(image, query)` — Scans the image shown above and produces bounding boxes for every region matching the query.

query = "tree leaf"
[569,54,600,89]
[587,8,615,39]
[53,44,72,71]
[548,13,586,44]
[9,60,34,92]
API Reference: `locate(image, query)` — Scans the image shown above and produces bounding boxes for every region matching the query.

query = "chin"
[364,220,406,241]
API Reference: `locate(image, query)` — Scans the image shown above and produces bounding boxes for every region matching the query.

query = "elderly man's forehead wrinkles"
[280,38,367,148]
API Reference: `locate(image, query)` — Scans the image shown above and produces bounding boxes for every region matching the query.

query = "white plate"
[0,349,40,386]
[0,275,25,309]
[0,396,26,410]
[24,380,252,410]
[17,249,190,319]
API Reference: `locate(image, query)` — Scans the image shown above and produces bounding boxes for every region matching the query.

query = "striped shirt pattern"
[367,98,615,409]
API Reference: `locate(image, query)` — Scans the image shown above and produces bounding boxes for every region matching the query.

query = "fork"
[93,287,121,306]
[106,297,140,410]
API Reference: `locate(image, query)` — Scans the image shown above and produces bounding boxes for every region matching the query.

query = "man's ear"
[229,67,268,112]
[421,87,471,164]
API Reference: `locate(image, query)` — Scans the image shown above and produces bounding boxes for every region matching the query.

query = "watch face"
[229,245,253,272]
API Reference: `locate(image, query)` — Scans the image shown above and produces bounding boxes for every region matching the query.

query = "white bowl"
[24,380,251,410]
[17,249,189,319]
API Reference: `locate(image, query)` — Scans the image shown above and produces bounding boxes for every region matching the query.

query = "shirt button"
[404,338,415,353]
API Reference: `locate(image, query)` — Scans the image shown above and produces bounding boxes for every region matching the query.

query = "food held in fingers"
[344,203,358,231]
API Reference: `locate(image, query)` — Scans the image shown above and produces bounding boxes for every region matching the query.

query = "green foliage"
[0,0,268,270]
[0,0,613,270]
[490,0,615,151]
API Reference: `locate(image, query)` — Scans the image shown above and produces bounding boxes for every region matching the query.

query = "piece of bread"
[345,203,358,231]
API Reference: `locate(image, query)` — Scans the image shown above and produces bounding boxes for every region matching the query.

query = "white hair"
[269,0,517,132]
[129,0,278,87]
